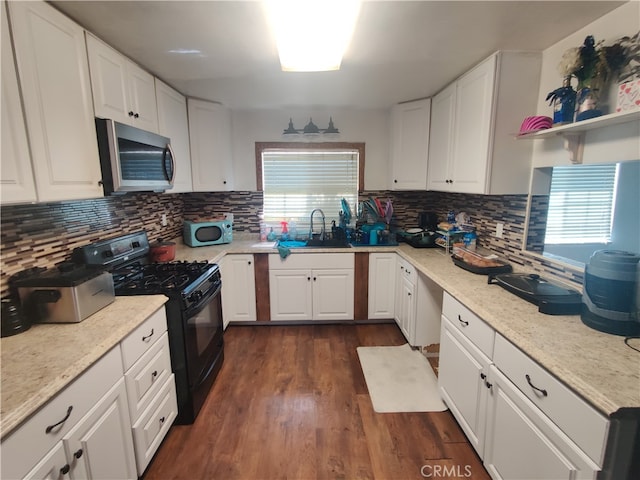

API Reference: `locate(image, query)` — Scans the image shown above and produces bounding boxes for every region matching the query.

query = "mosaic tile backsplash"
[0,189,578,297]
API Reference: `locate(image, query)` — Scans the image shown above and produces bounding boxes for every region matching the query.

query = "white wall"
[230,107,391,191]
[532,2,640,167]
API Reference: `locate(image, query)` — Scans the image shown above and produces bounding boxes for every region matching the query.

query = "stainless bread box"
[14,266,115,323]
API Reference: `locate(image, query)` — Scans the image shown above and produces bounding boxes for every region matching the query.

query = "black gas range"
[74,231,223,424]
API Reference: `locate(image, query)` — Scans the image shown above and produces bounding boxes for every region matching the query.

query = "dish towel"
[277,245,291,259]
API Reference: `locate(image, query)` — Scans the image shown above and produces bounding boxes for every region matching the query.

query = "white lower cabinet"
[439,292,607,480]
[484,365,599,480]
[394,256,442,347]
[368,253,396,319]
[268,253,354,321]
[1,307,176,480]
[62,378,137,480]
[438,315,491,457]
[121,308,177,476]
[0,347,135,480]
[220,254,257,326]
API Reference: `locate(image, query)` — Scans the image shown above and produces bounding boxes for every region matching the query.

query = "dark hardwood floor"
[143,323,490,480]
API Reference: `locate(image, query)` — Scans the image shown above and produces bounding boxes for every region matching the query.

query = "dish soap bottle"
[280,221,289,240]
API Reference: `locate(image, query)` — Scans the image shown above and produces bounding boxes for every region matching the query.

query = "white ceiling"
[51,0,625,110]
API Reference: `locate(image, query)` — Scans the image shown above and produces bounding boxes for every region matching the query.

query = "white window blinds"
[544,163,619,244]
[262,149,359,231]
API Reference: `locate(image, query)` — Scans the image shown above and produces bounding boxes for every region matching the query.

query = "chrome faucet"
[309,208,326,241]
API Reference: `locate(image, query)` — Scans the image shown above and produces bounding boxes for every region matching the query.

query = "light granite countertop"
[2,235,638,440]
[174,235,640,417]
[0,295,167,439]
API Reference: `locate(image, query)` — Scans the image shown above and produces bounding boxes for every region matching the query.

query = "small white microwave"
[183,220,233,247]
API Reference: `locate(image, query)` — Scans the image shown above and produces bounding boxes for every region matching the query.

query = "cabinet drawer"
[442,292,494,358]
[493,334,608,466]
[397,256,416,285]
[132,375,177,475]
[1,346,123,480]
[120,307,168,371]
[124,331,172,422]
[268,252,354,270]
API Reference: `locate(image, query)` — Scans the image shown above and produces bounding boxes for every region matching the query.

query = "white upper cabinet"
[1,2,36,204]
[390,98,431,190]
[188,98,234,192]
[428,51,541,194]
[86,33,159,133]
[156,80,193,193]
[7,0,103,202]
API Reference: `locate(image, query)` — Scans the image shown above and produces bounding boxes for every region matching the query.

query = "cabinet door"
[450,55,496,194]
[427,83,456,191]
[312,269,354,321]
[1,2,36,204]
[86,34,130,124]
[438,316,490,458]
[23,442,68,480]
[397,275,416,342]
[126,62,158,133]
[188,98,233,191]
[269,269,312,321]
[390,99,430,190]
[367,253,396,319]
[221,254,257,324]
[63,378,136,480]
[484,365,599,480]
[156,79,192,193]
[9,1,103,202]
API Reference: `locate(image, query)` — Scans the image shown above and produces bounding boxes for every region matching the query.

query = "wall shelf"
[515,110,640,164]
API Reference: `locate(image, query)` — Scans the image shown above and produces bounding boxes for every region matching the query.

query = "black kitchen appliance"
[489,273,582,315]
[397,212,439,248]
[73,231,223,424]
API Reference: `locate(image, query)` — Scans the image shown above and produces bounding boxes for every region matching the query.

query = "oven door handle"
[184,282,222,318]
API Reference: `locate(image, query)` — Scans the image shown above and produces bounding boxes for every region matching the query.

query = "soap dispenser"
[280,221,289,240]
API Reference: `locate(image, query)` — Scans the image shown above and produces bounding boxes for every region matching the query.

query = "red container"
[149,239,176,262]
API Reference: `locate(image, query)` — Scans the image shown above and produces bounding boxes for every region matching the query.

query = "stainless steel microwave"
[183,220,233,247]
[95,118,175,194]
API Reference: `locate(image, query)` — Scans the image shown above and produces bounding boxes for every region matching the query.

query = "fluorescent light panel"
[264,0,361,72]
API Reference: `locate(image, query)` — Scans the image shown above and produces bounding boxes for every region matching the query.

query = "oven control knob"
[188,291,202,303]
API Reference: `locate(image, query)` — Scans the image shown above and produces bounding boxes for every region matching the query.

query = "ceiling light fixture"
[264,0,361,72]
[283,117,340,139]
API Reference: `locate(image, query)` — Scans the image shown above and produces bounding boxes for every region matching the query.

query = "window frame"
[255,142,365,192]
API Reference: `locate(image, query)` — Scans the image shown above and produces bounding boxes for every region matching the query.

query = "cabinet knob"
[60,464,71,475]
[160,416,166,424]
[128,111,135,117]
[480,373,486,380]
[313,277,317,281]
[74,449,83,459]
[248,261,252,265]
[307,277,311,281]
[152,370,158,380]
[485,381,493,390]
[133,113,139,118]
[394,179,398,183]
[223,180,227,184]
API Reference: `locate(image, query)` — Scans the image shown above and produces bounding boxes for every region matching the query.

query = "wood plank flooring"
[143,323,490,480]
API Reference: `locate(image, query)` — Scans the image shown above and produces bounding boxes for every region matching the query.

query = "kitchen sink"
[277,239,351,249]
